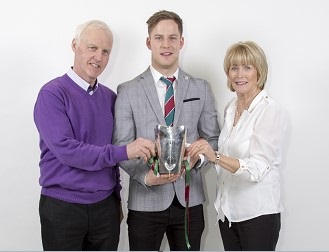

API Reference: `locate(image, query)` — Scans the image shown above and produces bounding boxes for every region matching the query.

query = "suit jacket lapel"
[140,68,166,125]
[174,69,190,126]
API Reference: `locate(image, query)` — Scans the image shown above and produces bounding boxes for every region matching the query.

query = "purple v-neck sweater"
[34,74,127,204]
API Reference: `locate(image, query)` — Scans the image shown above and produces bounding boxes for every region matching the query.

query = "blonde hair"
[223,41,268,92]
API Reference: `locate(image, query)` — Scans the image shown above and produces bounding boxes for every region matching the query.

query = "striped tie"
[161,76,176,126]
[87,84,97,94]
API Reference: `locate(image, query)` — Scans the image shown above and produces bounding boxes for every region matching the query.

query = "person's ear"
[71,39,77,52]
[180,37,184,49]
[146,37,151,50]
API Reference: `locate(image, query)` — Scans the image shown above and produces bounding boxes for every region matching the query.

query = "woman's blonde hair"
[223,41,268,92]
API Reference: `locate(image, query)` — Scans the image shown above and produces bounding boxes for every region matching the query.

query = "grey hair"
[74,20,113,44]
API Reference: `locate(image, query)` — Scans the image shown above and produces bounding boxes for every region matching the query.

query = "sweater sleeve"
[34,85,128,171]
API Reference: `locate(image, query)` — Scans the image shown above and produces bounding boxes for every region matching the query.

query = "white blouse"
[214,90,287,223]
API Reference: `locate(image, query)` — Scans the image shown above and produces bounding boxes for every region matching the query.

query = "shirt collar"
[67,67,98,92]
[229,90,268,115]
[247,90,267,112]
[149,65,179,84]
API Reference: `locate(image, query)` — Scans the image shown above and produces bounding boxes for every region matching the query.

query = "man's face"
[72,28,113,85]
[146,19,184,75]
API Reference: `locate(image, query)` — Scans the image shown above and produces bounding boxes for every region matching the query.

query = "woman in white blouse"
[188,41,287,251]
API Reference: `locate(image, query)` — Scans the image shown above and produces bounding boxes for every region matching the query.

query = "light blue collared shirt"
[67,67,98,95]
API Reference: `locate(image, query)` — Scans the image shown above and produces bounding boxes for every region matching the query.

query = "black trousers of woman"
[219,213,281,251]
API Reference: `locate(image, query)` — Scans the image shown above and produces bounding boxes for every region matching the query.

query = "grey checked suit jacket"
[113,67,220,211]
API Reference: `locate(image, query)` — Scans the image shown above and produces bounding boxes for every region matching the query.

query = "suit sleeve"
[113,84,150,186]
[198,81,220,151]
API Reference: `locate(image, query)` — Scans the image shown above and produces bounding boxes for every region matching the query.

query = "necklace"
[235,89,260,117]
[235,106,248,117]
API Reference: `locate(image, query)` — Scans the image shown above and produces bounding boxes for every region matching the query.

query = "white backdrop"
[1,0,328,250]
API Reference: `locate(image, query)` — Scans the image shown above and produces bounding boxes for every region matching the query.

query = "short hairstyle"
[74,20,113,45]
[146,10,183,36]
[223,41,268,92]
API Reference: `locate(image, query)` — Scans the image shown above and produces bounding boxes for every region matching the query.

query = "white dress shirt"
[149,65,178,114]
[149,65,204,167]
[214,90,287,223]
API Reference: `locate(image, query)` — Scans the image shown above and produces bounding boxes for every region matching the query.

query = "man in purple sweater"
[33,20,155,251]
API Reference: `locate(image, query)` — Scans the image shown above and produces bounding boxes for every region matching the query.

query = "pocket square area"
[183,98,200,103]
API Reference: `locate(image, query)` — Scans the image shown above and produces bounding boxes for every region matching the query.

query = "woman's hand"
[188,138,216,163]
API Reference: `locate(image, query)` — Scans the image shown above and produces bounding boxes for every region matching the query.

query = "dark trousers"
[219,213,281,251]
[127,196,204,251]
[39,194,120,251]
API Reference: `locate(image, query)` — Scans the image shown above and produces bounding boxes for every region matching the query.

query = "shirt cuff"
[194,154,205,168]
[234,158,246,173]
[144,174,150,187]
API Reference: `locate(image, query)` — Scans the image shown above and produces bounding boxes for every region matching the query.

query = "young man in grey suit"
[113,10,220,251]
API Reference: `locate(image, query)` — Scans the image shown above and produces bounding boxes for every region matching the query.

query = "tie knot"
[87,84,97,94]
[160,76,176,86]
[167,76,176,83]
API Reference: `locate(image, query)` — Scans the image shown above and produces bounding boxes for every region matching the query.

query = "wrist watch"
[214,151,221,165]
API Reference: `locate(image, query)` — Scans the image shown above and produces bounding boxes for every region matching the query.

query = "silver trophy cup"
[154,125,187,174]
